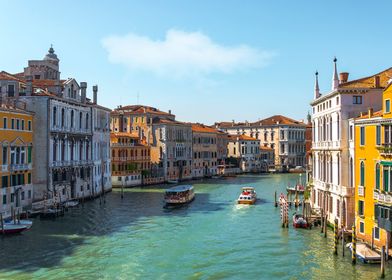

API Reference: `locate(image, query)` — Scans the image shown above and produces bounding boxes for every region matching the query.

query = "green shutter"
[384,169,389,192]
[360,162,365,186]
[28,147,32,163]
[376,164,380,190]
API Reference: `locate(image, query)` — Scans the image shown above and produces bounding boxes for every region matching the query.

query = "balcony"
[341,186,354,197]
[358,185,364,196]
[378,143,392,156]
[50,160,93,168]
[10,163,31,172]
[375,191,392,203]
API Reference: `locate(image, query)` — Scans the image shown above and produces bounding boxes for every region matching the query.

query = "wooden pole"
[324,214,327,238]
[371,227,374,250]
[274,191,277,207]
[342,227,345,257]
[321,209,324,233]
[0,213,4,235]
[386,232,390,261]
[334,218,338,255]
[352,223,356,265]
[381,246,385,278]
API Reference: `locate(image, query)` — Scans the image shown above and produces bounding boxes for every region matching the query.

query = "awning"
[380,161,392,166]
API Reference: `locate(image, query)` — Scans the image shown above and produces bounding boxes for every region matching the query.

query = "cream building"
[227,134,260,172]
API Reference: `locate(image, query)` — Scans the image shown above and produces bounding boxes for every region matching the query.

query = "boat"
[286,184,305,193]
[346,242,381,263]
[63,200,79,208]
[237,187,257,205]
[4,219,33,230]
[0,223,28,234]
[167,179,179,184]
[164,185,195,206]
[40,208,65,219]
[292,213,309,228]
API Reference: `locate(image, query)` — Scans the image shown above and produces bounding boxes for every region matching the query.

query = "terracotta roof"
[260,146,273,151]
[339,67,392,89]
[191,123,218,133]
[0,71,24,82]
[355,110,383,120]
[112,105,173,116]
[152,118,190,126]
[110,132,139,138]
[228,134,259,141]
[252,115,305,126]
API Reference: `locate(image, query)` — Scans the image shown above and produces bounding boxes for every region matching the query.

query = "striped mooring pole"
[334,218,338,255]
[352,223,356,265]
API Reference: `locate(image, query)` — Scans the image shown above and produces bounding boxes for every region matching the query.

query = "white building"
[310,58,391,228]
[227,134,261,172]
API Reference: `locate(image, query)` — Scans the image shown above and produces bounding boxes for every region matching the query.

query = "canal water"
[0,174,390,279]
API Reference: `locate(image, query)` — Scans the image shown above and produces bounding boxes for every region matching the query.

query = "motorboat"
[164,185,195,206]
[286,184,305,193]
[237,187,257,205]
[292,213,309,228]
[0,223,28,234]
[346,242,381,263]
[167,179,179,184]
[4,219,33,230]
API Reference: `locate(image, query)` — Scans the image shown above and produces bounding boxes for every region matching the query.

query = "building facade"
[0,101,33,217]
[352,83,392,251]
[216,115,306,170]
[310,58,392,228]
[150,119,192,181]
[111,132,151,187]
[227,134,261,172]
[1,47,111,203]
[191,124,218,178]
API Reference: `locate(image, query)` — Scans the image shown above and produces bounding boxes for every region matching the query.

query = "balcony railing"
[50,160,93,167]
[378,143,392,156]
[1,165,8,172]
[9,163,31,172]
[358,185,364,196]
[374,190,392,203]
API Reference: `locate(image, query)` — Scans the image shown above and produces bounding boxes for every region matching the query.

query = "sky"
[1,0,392,124]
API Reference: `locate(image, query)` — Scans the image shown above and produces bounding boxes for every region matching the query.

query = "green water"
[0,174,390,279]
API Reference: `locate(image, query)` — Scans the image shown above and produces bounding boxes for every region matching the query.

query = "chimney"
[360,112,364,117]
[26,75,33,96]
[80,82,87,103]
[169,109,171,115]
[339,72,349,84]
[374,76,380,88]
[92,85,98,104]
[368,107,373,118]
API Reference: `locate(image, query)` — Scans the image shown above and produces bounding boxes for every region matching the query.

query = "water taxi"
[237,187,257,205]
[292,213,309,228]
[164,185,195,206]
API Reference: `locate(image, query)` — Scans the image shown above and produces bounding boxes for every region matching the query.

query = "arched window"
[61,108,65,127]
[71,110,74,128]
[375,163,380,190]
[360,161,365,186]
[86,113,89,130]
[53,107,57,127]
[79,112,83,129]
[337,113,340,140]
[349,157,353,187]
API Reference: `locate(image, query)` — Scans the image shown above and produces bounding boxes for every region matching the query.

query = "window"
[28,190,31,199]
[28,120,31,131]
[53,107,57,127]
[376,125,381,146]
[16,119,20,130]
[359,221,365,234]
[2,147,7,164]
[358,200,364,216]
[353,96,363,104]
[11,119,14,129]
[61,108,65,127]
[2,194,6,204]
[360,161,365,186]
[21,120,25,130]
[1,176,8,188]
[384,168,390,192]
[349,125,353,141]
[28,147,32,163]
[336,96,339,105]
[360,127,365,145]
[3,117,7,129]
[386,126,391,144]
[28,173,31,184]
[386,99,391,113]
[79,112,83,129]
[374,227,380,240]
[376,163,380,190]
[71,110,74,128]
[7,84,15,97]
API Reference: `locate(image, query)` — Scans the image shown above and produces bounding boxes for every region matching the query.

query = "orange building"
[110,132,151,187]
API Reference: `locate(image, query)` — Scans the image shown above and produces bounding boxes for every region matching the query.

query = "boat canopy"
[242,187,255,191]
[165,185,194,193]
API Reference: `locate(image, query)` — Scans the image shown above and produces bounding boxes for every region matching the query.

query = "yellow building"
[0,102,34,217]
[353,81,392,252]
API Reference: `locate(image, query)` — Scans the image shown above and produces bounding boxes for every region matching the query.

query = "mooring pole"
[381,246,385,278]
[352,223,356,265]
[334,218,338,255]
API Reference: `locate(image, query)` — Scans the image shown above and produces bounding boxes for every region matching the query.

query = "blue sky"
[1,0,392,124]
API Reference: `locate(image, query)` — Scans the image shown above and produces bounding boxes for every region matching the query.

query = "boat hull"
[1,224,28,234]
[237,198,256,205]
[164,196,195,207]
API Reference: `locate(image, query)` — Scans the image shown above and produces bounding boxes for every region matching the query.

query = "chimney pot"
[169,109,171,115]
[92,85,98,104]
[26,75,33,96]
[339,72,349,84]
[374,75,380,88]
[80,82,87,103]
[368,107,373,117]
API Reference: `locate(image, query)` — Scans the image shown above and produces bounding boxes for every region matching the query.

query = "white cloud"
[102,29,275,78]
